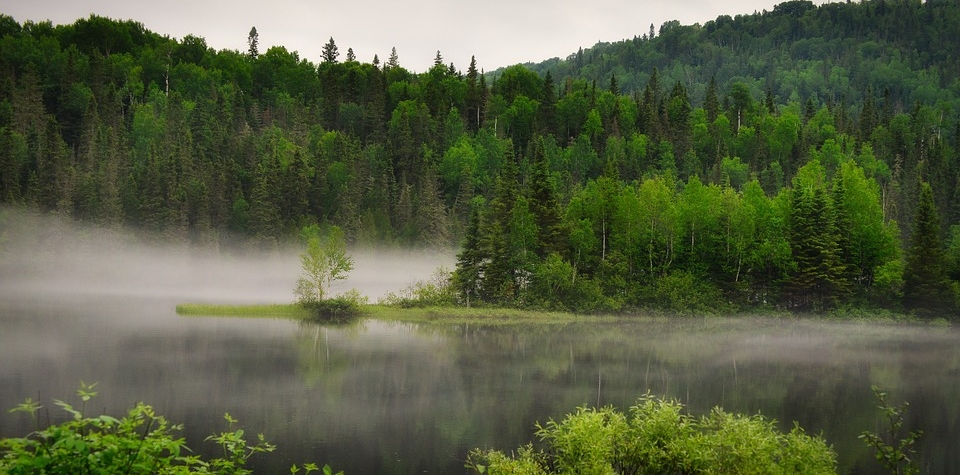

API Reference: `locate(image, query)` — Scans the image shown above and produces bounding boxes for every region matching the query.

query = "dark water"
[1,296,959,474]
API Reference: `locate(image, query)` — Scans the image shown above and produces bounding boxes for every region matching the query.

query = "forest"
[1,0,959,314]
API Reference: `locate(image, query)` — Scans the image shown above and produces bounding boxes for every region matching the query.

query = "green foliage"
[294,225,354,305]
[0,386,334,474]
[4,5,960,315]
[303,289,367,322]
[379,267,456,308]
[903,183,954,315]
[175,303,311,318]
[647,269,728,315]
[859,387,923,475]
[525,253,607,313]
[467,394,837,475]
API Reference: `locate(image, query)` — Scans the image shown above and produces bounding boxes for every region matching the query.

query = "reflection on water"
[2,298,959,474]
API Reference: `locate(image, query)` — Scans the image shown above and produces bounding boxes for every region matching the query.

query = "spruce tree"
[386,47,399,69]
[903,182,953,314]
[481,147,519,303]
[787,162,850,311]
[704,75,720,123]
[528,138,564,258]
[539,71,557,137]
[321,37,339,63]
[247,27,259,59]
[465,56,481,132]
[454,199,487,306]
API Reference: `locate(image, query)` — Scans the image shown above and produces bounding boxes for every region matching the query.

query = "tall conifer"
[903,182,953,313]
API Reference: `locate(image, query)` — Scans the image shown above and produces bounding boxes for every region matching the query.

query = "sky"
[6,0,832,73]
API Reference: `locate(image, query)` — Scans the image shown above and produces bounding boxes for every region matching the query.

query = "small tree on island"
[294,225,354,306]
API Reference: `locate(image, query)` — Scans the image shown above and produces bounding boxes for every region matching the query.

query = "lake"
[1,294,958,474]
[1,212,958,474]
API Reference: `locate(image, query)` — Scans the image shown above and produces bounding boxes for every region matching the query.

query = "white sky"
[5,0,834,73]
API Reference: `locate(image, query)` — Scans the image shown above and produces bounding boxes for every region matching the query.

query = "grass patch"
[175,303,311,319]
[364,304,619,326]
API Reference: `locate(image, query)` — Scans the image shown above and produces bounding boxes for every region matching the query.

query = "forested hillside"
[1,0,958,313]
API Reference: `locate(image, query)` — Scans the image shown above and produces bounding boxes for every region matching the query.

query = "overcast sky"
[6,0,833,73]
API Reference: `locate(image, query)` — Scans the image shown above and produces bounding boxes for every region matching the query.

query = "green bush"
[467,394,836,475]
[0,383,335,475]
[524,253,611,313]
[378,267,456,308]
[646,270,731,314]
[303,289,367,322]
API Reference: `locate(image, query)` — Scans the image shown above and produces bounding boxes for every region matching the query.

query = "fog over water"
[0,207,453,305]
[3,207,960,475]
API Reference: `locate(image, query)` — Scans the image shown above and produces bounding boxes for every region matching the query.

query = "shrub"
[303,289,367,322]
[467,394,836,475]
[379,267,456,308]
[646,269,730,314]
[0,383,336,475]
[524,253,610,313]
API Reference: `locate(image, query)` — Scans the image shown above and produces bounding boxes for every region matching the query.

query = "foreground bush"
[468,394,836,475]
[0,383,335,475]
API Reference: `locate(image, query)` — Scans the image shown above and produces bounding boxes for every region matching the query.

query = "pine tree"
[529,138,565,258]
[414,165,451,249]
[539,71,557,137]
[454,198,487,306]
[248,155,282,248]
[704,75,720,124]
[386,47,399,69]
[482,147,520,303]
[321,37,339,63]
[787,162,850,311]
[465,56,481,132]
[903,182,953,314]
[247,27,259,59]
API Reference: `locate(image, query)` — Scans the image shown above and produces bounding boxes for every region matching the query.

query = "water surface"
[1,295,958,474]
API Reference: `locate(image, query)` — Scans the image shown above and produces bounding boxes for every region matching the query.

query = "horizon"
[4,0,838,74]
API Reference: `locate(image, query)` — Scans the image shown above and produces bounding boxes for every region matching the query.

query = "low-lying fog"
[0,208,454,305]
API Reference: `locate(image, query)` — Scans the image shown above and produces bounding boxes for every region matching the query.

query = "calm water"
[1,295,958,474]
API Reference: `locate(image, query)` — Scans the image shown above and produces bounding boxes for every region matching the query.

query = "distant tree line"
[0,0,958,314]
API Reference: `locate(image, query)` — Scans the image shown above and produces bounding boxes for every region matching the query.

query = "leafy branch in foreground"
[0,384,338,475]
[859,386,923,475]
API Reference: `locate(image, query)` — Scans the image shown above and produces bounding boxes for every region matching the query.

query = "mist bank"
[0,207,453,305]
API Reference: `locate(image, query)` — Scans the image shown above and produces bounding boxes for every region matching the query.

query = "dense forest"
[1,0,959,314]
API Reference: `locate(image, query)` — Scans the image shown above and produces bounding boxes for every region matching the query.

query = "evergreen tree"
[322,37,339,63]
[528,138,565,258]
[704,75,720,124]
[414,165,451,249]
[903,182,953,314]
[247,155,282,248]
[247,27,259,59]
[786,162,850,311]
[481,146,519,303]
[386,47,399,69]
[465,56,481,132]
[539,71,557,137]
[454,198,487,306]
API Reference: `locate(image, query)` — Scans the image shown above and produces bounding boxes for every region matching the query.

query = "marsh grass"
[365,304,611,325]
[175,303,311,318]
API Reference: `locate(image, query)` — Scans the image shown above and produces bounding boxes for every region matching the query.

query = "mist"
[0,208,454,306]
